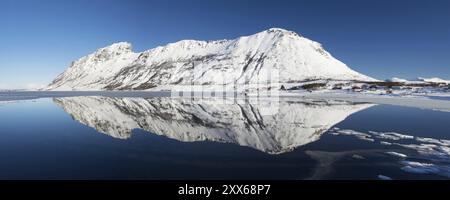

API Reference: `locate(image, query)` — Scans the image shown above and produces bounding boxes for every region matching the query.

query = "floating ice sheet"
[330,128,450,178]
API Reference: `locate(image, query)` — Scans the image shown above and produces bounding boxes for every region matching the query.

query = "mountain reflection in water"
[53,97,373,154]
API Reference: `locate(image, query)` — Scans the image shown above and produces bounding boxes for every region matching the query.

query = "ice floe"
[386,151,407,158]
[380,141,392,145]
[377,175,393,180]
[329,128,450,178]
[331,129,373,141]
[352,154,365,159]
[400,161,449,176]
[369,131,414,140]
[416,137,450,146]
[395,143,450,160]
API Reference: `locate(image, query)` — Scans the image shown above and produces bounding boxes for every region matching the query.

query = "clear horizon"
[1,0,450,89]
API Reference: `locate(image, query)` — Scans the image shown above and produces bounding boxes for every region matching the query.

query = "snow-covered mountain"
[386,77,450,84]
[53,96,373,154]
[416,77,450,84]
[46,28,376,91]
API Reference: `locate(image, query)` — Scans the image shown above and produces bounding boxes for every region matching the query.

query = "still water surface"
[0,96,449,179]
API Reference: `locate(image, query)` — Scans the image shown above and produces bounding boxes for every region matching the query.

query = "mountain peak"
[263,28,302,37]
[98,42,133,54]
[79,42,134,63]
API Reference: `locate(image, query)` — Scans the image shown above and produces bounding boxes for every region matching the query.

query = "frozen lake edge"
[1,91,450,112]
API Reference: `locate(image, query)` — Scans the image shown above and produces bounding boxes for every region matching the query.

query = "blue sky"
[1,0,449,89]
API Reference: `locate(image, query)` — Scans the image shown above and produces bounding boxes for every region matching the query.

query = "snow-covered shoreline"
[1,90,449,112]
[277,90,450,112]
